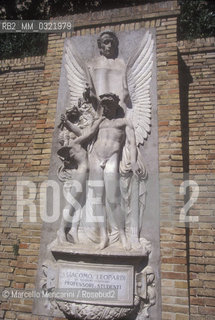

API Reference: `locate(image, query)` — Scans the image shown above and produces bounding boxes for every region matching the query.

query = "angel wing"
[65,40,94,107]
[126,31,154,146]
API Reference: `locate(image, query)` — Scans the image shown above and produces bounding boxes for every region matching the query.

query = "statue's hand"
[61,114,67,122]
[83,83,91,101]
[131,162,143,177]
[85,83,90,92]
[58,113,67,129]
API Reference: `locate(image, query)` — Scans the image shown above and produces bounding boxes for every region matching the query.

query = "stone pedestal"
[40,245,155,320]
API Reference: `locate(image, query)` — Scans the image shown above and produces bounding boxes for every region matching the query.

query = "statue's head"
[57,141,84,167]
[66,105,80,120]
[100,93,122,119]
[97,31,119,59]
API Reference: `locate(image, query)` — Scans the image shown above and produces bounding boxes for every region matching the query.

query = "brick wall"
[0,1,214,320]
[178,37,215,320]
[0,57,45,319]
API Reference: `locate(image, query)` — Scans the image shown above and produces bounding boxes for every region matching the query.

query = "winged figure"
[57,30,154,251]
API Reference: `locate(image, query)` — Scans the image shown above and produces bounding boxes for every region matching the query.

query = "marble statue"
[87,93,141,250]
[38,30,158,320]
[55,30,154,252]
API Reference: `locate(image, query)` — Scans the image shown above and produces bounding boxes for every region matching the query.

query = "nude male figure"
[88,93,139,250]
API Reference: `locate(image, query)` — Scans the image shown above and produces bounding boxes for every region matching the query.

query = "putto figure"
[56,30,154,252]
[57,115,104,244]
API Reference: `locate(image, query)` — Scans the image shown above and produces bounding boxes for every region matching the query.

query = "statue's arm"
[61,114,82,137]
[75,117,104,145]
[65,121,82,136]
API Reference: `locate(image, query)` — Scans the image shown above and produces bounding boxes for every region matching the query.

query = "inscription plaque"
[56,262,134,306]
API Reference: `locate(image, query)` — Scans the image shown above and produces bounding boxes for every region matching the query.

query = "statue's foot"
[67,229,78,244]
[57,230,67,244]
[47,238,58,250]
[98,237,109,250]
[131,240,142,250]
[120,233,130,251]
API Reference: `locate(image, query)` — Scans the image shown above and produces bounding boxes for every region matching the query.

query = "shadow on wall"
[178,50,193,314]
[178,50,193,175]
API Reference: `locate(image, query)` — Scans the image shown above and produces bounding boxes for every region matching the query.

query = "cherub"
[57,116,104,244]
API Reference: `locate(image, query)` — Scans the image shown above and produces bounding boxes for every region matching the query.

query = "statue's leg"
[57,203,72,243]
[66,204,81,244]
[65,170,87,244]
[88,154,108,249]
[104,155,129,250]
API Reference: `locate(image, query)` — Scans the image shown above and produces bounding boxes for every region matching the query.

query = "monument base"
[39,245,155,320]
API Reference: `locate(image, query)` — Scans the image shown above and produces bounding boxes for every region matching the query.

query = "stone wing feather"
[65,40,90,106]
[126,31,154,145]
